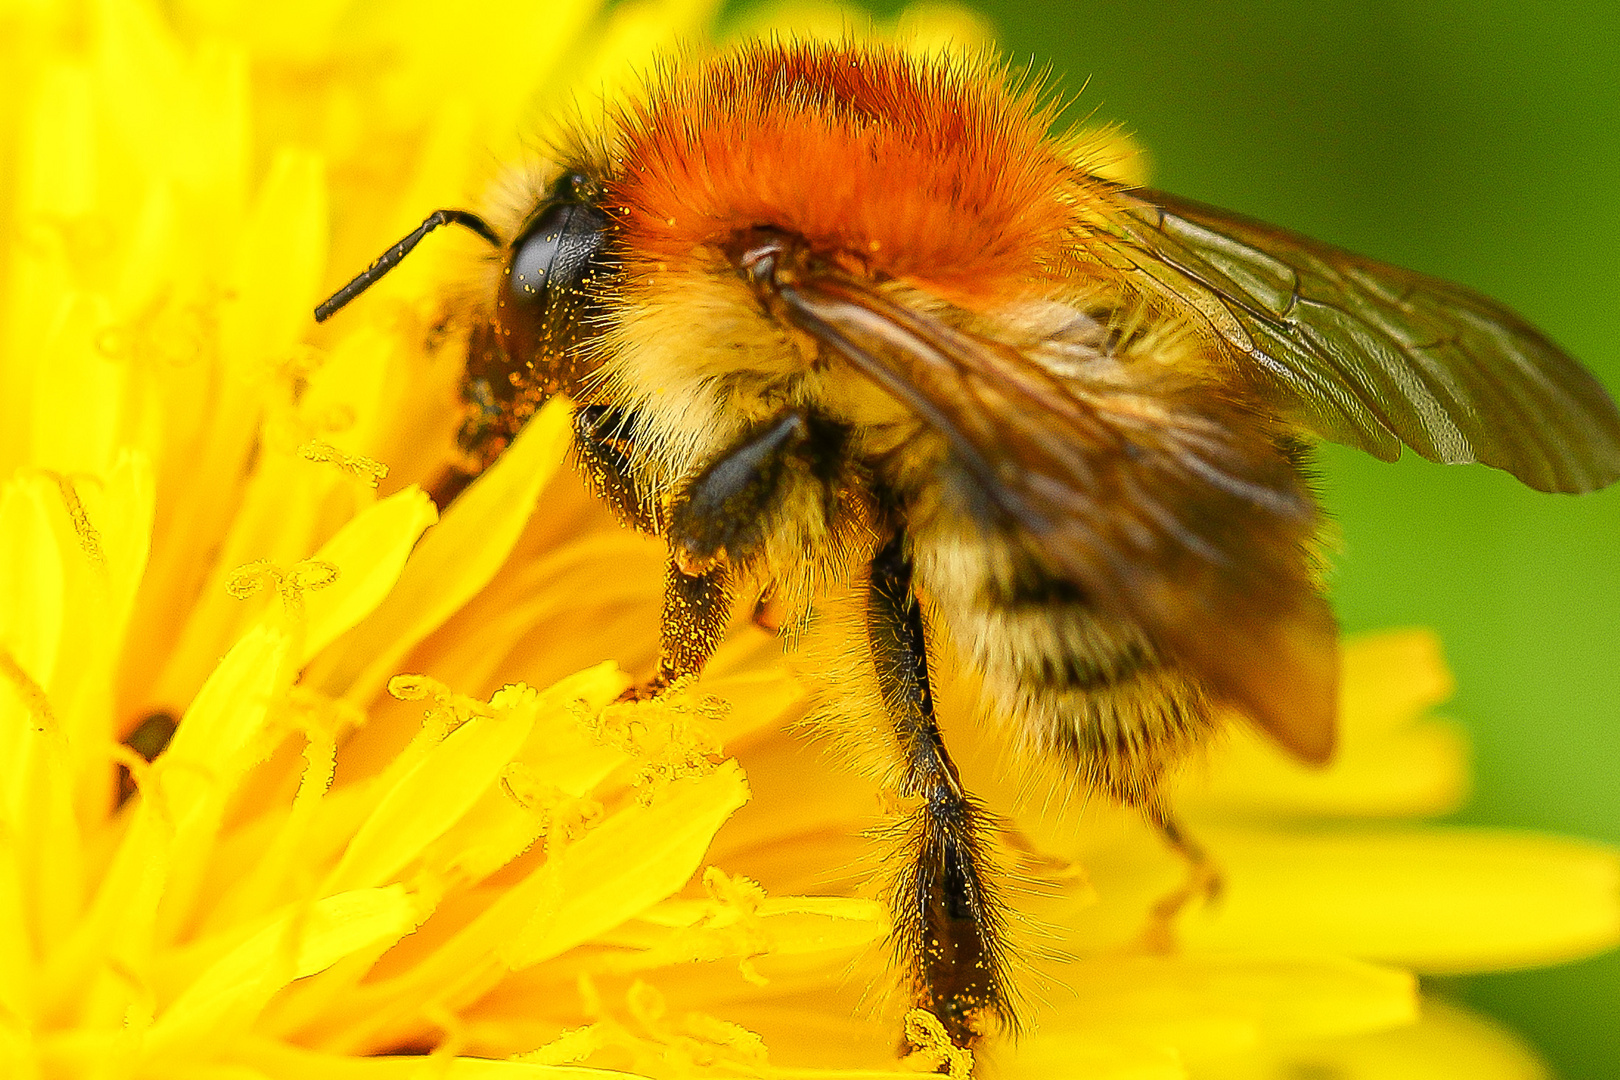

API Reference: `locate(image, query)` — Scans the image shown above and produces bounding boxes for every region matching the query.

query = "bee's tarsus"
[313,208,500,322]
[1136,803,1223,953]
[655,555,732,686]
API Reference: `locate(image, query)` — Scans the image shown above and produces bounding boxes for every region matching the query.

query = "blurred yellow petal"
[999,1041,1184,1080]
[145,886,418,1061]
[1015,954,1416,1066]
[244,1036,662,1079]
[1182,827,1620,974]
[1044,808,1620,977]
[221,147,327,373]
[1190,997,1550,1080]
[0,474,66,691]
[1183,630,1468,821]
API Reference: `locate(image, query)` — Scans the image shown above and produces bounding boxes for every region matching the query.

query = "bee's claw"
[1135,808,1223,954]
[751,586,787,635]
[613,672,672,704]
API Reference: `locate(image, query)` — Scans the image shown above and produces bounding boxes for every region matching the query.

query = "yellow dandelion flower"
[1,2,1616,1079]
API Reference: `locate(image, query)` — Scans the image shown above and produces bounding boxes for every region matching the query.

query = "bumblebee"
[314,41,1620,1047]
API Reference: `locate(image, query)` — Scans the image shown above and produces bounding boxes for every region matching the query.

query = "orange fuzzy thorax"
[607,42,1089,300]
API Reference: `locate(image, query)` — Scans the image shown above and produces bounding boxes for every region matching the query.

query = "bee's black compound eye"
[496,173,614,385]
[509,200,605,301]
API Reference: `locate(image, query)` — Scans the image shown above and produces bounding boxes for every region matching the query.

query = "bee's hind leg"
[1135,797,1223,953]
[868,530,1015,1049]
[641,554,732,694]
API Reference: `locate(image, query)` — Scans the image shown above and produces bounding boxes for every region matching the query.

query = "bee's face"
[489,172,614,398]
[314,38,1620,1051]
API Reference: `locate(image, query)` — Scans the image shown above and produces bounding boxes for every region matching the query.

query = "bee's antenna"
[314,209,501,322]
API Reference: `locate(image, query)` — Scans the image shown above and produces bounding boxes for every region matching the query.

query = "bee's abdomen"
[1006,634,1150,694]
[917,529,1217,804]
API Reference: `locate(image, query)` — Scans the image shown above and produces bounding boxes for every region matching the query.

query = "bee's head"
[313,169,617,401]
[494,170,616,396]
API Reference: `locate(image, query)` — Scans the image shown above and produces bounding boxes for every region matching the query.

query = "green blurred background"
[718,0,1620,1074]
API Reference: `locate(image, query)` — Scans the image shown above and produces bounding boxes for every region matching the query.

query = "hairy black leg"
[573,405,659,533]
[868,530,1012,1048]
[629,409,839,697]
[651,555,733,689]
[668,408,843,576]
[613,551,732,703]
[648,407,814,691]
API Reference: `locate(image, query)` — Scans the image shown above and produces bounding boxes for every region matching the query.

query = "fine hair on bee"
[313,38,1620,1051]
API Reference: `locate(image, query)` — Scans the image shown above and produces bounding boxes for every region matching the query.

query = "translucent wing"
[1099,188,1620,493]
[776,272,1339,763]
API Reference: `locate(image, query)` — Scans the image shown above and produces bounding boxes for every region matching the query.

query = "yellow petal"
[94,0,249,204]
[1025,953,1416,1060]
[323,687,538,894]
[134,625,294,952]
[1189,997,1550,1080]
[501,761,753,970]
[598,889,887,977]
[78,451,158,658]
[287,761,750,1054]
[1181,826,1620,974]
[220,146,327,372]
[299,323,398,469]
[144,886,417,1061]
[0,474,66,698]
[160,624,292,819]
[309,400,571,700]
[430,530,663,696]
[301,486,438,664]
[1000,1038,1185,1080]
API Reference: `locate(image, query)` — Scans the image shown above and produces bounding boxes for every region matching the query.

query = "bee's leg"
[666,409,832,575]
[572,405,660,533]
[1136,798,1223,952]
[571,405,726,700]
[431,323,541,509]
[868,530,1011,1048]
[633,409,827,696]
[647,555,733,691]
[611,553,731,703]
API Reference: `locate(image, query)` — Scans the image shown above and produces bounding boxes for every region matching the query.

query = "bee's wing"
[782,274,1338,763]
[1099,188,1620,493]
